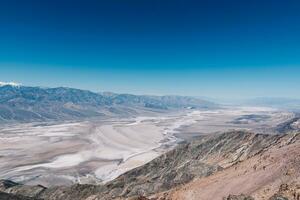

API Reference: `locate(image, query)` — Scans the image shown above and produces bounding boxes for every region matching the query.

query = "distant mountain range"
[0,85,217,122]
[244,97,300,111]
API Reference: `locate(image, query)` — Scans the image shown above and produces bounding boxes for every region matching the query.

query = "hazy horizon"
[1,80,300,104]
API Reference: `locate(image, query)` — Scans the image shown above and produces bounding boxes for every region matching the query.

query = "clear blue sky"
[0,0,300,98]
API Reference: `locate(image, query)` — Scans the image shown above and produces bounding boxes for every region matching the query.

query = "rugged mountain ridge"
[0,85,216,122]
[275,114,300,134]
[1,131,299,200]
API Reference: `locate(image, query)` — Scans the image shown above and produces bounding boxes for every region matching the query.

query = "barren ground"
[0,107,293,187]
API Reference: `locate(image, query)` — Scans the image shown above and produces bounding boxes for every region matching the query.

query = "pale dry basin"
[0,107,293,187]
[0,110,206,186]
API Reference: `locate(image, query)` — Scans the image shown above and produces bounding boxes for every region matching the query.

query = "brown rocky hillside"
[1,131,299,200]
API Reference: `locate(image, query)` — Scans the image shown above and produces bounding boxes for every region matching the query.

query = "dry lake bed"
[0,106,293,186]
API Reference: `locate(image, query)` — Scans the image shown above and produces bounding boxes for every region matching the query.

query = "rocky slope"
[275,114,300,134]
[1,131,299,200]
[151,132,300,200]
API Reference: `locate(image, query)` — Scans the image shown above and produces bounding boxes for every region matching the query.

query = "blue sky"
[0,0,300,98]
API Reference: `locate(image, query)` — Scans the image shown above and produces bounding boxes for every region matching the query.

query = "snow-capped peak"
[0,81,22,87]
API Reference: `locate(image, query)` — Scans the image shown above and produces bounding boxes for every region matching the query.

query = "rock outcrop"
[223,194,255,200]
[0,191,40,200]
[269,183,300,200]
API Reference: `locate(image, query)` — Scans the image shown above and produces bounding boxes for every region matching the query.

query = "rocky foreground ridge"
[1,131,300,200]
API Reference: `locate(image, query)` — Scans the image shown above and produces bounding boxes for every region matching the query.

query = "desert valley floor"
[0,106,294,187]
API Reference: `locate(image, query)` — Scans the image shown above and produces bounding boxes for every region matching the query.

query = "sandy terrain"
[0,107,294,186]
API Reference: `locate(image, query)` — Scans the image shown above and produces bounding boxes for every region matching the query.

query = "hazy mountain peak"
[0,81,21,87]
